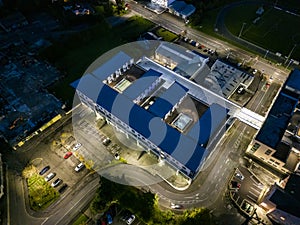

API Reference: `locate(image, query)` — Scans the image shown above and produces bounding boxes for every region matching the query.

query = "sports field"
[225,3,300,60]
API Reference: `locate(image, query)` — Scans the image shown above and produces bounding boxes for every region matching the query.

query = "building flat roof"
[284,68,300,93]
[70,74,102,102]
[72,68,228,174]
[148,81,188,118]
[270,188,300,218]
[92,51,133,81]
[95,78,206,172]
[256,93,298,149]
[123,69,161,100]
[156,42,204,64]
[187,103,228,147]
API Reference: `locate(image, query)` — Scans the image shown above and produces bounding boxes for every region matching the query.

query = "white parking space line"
[248,191,259,198]
[247,194,257,203]
[250,186,261,193]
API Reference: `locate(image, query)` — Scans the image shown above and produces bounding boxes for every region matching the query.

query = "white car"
[236,172,244,181]
[72,143,82,151]
[75,162,85,172]
[45,172,56,182]
[170,203,183,209]
[51,178,62,187]
[126,215,135,225]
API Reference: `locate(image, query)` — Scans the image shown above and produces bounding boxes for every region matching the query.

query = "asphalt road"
[7,169,45,225]
[2,3,287,225]
[128,0,290,83]
[41,173,100,225]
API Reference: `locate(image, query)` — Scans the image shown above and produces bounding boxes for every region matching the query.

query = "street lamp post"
[285,44,297,64]
[238,22,246,38]
[264,50,269,59]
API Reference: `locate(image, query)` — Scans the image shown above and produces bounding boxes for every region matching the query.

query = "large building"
[71,49,232,179]
[260,173,300,225]
[246,69,300,175]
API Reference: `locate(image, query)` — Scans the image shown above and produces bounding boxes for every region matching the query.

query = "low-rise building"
[260,173,300,225]
[0,12,28,32]
[246,69,300,175]
[168,1,196,20]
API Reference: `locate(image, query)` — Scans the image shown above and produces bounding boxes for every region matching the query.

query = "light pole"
[284,44,297,64]
[238,22,246,38]
[264,50,269,59]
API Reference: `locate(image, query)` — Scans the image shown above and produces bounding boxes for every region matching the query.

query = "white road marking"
[247,194,258,203]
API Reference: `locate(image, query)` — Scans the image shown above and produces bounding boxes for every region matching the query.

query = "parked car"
[51,178,62,187]
[75,162,85,172]
[235,172,245,181]
[102,137,111,146]
[106,213,113,225]
[72,143,82,151]
[170,203,183,209]
[237,86,244,94]
[126,214,136,225]
[58,184,68,193]
[39,166,50,175]
[64,151,73,159]
[45,172,56,182]
[231,180,241,189]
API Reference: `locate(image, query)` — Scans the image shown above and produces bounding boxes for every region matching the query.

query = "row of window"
[82,95,192,177]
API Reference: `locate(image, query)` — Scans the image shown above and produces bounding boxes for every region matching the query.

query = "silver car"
[45,172,56,182]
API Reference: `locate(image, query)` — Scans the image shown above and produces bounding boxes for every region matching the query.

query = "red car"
[64,151,73,159]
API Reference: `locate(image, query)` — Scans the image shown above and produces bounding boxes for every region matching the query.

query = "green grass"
[225,4,300,59]
[27,174,59,211]
[41,16,154,106]
[153,27,178,42]
[192,8,220,36]
[72,214,89,225]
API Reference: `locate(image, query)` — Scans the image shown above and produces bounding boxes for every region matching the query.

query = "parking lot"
[229,166,266,216]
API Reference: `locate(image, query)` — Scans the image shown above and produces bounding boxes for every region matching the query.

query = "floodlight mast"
[238,22,247,38]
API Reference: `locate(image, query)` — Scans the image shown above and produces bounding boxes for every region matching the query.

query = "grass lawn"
[72,214,89,225]
[27,174,59,211]
[194,8,220,36]
[42,16,154,106]
[153,27,178,42]
[225,4,300,59]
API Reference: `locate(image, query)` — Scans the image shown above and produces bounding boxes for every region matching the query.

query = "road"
[128,0,290,83]
[41,173,100,225]
[2,3,287,225]
[7,169,45,225]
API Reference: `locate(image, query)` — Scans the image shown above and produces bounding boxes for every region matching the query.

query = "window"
[265,149,272,155]
[251,143,260,152]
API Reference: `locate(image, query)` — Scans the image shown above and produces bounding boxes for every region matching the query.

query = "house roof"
[169,1,196,17]
[0,12,27,30]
